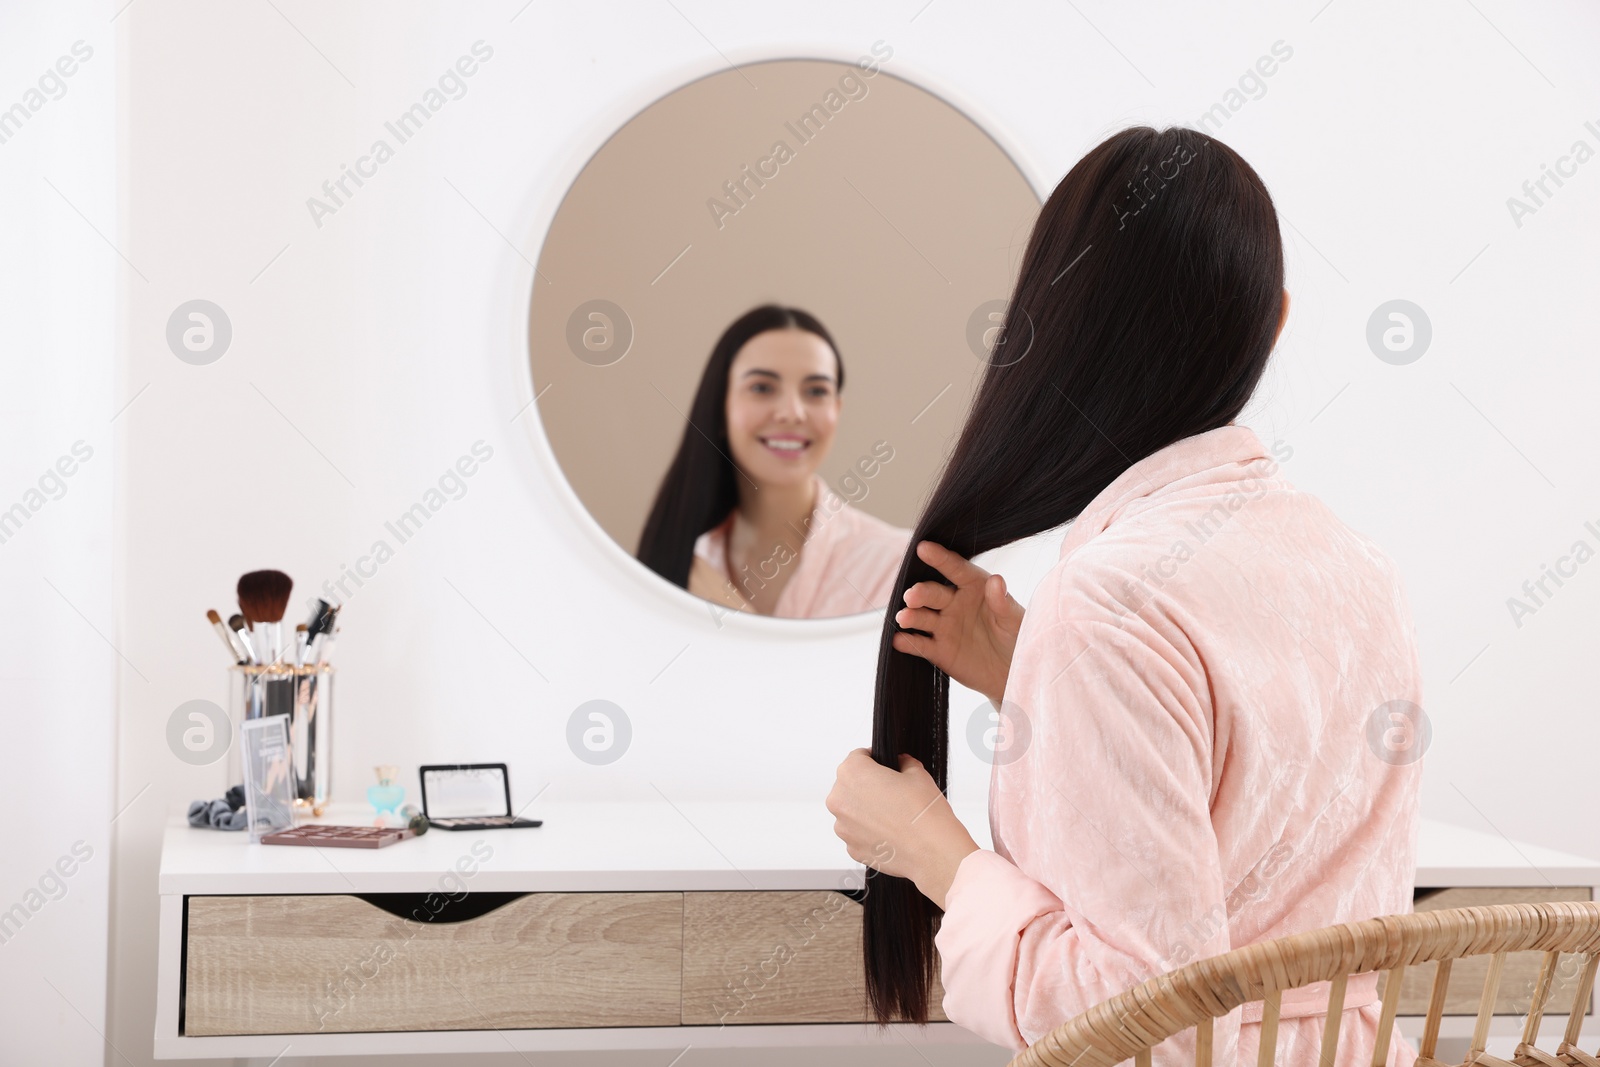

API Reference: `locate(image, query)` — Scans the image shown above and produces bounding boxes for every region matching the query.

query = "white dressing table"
[154,802,1600,1059]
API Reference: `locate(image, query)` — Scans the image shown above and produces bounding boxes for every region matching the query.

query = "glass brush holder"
[227,663,333,814]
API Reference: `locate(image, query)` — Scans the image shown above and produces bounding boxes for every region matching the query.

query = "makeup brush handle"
[232,625,257,666]
[212,619,247,664]
[229,627,252,663]
[260,621,285,667]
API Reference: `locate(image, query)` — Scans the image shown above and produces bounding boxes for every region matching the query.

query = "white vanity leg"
[154,894,183,1048]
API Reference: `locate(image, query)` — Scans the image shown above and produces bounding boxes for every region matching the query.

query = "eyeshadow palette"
[260,824,414,849]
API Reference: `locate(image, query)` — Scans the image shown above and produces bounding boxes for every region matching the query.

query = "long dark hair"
[637,304,844,588]
[863,126,1285,1023]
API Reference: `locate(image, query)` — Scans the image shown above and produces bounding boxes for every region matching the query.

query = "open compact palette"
[420,762,542,830]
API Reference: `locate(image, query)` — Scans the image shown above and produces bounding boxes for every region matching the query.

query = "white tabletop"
[1413,816,1600,887]
[158,801,1600,896]
[160,800,993,895]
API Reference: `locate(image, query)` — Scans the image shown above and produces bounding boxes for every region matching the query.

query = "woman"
[637,304,911,618]
[826,126,1423,1067]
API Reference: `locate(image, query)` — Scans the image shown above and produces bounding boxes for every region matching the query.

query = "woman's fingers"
[894,606,942,634]
[891,629,939,663]
[902,579,955,611]
[915,539,987,587]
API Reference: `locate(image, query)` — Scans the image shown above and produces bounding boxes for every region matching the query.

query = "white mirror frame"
[516,44,1048,638]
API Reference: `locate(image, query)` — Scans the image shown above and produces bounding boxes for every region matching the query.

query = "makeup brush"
[237,569,294,667]
[294,623,309,668]
[228,613,256,666]
[207,609,248,664]
[305,599,335,642]
[300,601,321,665]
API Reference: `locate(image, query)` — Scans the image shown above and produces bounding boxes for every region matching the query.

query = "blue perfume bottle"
[366,764,405,824]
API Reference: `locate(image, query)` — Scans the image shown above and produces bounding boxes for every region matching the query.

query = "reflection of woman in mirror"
[637,304,910,618]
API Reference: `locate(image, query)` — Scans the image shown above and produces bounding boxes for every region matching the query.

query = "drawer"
[183,892,684,1036]
[183,890,946,1036]
[1382,886,1595,1017]
[682,890,948,1025]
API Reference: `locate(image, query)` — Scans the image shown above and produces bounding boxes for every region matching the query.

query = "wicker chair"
[1009,901,1600,1067]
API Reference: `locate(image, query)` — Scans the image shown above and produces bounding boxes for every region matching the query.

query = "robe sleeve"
[934,608,1233,1056]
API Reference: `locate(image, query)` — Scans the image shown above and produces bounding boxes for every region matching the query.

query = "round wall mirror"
[529,53,1041,620]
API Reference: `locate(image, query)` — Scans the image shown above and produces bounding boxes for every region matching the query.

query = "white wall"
[0,2,115,1064]
[21,0,1586,1064]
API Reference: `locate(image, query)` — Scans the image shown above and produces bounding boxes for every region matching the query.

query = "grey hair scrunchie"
[187,784,249,831]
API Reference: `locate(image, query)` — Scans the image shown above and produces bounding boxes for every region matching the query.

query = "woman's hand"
[826,748,979,910]
[892,540,1025,707]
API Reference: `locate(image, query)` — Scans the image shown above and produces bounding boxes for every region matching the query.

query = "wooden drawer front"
[1383,887,1595,1017]
[184,893,684,1036]
[681,890,948,1025]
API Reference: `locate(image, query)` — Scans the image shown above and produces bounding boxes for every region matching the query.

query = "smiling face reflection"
[635,306,915,619]
[724,327,841,491]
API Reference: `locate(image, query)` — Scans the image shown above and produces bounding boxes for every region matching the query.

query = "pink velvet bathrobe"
[694,472,911,618]
[935,425,1424,1067]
